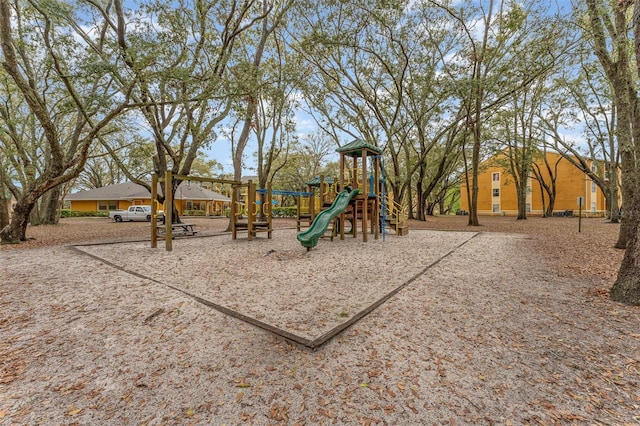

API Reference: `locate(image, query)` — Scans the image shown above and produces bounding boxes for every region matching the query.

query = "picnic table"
[156,223,197,238]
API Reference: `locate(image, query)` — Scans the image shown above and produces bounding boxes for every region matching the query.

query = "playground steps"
[249,221,272,238]
[396,225,409,236]
[385,217,409,236]
[297,214,313,231]
[320,219,336,241]
[234,220,272,239]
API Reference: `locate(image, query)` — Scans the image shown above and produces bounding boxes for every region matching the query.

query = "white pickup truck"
[109,205,163,222]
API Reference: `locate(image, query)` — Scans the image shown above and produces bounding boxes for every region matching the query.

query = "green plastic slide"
[297,188,361,249]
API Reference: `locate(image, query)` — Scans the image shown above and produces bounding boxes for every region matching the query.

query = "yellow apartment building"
[460,151,613,217]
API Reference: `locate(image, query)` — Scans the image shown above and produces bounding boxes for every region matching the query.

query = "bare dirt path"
[1,215,638,425]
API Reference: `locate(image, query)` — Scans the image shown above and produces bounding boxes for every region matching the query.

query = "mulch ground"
[1,215,638,425]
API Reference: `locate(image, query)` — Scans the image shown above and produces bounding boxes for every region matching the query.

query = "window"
[591,182,597,193]
[591,202,596,212]
[492,172,500,181]
[493,204,500,212]
[492,188,500,197]
[98,201,118,211]
[186,201,203,211]
[526,203,531,213]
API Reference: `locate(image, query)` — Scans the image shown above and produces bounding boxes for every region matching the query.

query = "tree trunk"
[615,162,636,249]
[610,194,640,304]
[405,144,415,220]
[468,124,481,226]
[585,0,635,248]
[0,192,9,230]
[0,167,9,229]
[545,192,556,218]
[426,202,436,216]
[416,164,425,221]
[516,178,528,220]
[29,203,41,226]
[0,196,35,243]
[406,177,415,220]
[39,186,61,224]
[610,0,640,304]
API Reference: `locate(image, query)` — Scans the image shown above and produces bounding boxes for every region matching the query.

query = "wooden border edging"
[70,231,480,351]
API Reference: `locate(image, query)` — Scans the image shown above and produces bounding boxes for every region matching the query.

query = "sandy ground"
[1,216,639,425]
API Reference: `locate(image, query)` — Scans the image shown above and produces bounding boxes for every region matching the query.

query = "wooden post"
[339,155,345,240]
[361,149,368,242]
[320,174,326,206]
[151,173,158,248]
[231,184,237,239]
[164,170,173,251]
[352,157,358,190]
[296,194,301,231]
[247,180,255,241]
[266,182,272,239]
[309,189,315,220]
[374,155,380,240]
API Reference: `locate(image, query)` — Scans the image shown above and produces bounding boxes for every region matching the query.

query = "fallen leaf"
[540,400,555,410]
[67,407,82,416]
[406,401,418,414]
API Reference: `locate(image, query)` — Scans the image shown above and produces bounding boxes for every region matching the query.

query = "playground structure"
[151,141,407,252]
[152,172,241,251]
[152,172,277,251]
[297,188,361,250]
[336,139,383,242]
[231,181,273,241]
[297,139,411,250]
[298,176,337,231]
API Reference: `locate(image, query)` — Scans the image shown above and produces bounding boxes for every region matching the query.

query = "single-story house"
[65,181,231,216]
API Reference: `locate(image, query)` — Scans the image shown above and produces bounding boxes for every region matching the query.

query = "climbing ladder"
[385,196,409,236]
[377,156,408,238]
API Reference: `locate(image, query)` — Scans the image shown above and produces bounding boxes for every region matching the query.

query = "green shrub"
[183,209,206,216]
[67,210,109,217]
[272,206,297,218]
[60,209,72,218]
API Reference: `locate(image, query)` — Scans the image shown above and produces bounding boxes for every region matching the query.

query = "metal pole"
[578,198,582,233]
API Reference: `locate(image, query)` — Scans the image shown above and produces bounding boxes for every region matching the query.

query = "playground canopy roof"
[336,138,383,157]
[305,176,336,186]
